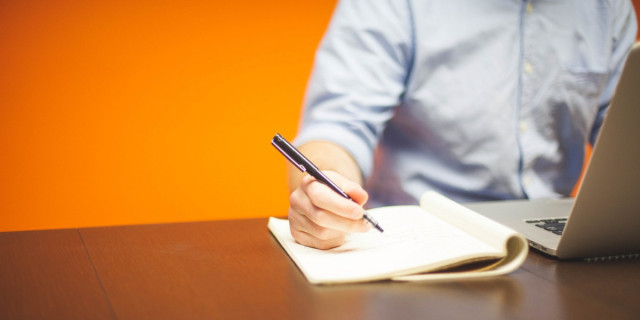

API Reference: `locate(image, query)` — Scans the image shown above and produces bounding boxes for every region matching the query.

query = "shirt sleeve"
[295,0,414,178]
[590,0,638,145]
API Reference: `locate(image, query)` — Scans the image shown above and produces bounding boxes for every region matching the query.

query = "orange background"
[1,0,337,232]
[1,1,638,232]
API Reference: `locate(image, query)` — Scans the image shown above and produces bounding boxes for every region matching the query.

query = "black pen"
[271,133,384,233]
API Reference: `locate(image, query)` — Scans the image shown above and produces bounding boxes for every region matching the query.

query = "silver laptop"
[465,42,640,260]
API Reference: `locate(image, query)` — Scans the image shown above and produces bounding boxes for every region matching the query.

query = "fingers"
[288,208,346,250]
[288,171,371,249]
[337,175,369,207]
[297,173,371,232]
[290,187,370,233]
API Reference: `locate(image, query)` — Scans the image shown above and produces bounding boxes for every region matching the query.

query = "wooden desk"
[1,218,639,319]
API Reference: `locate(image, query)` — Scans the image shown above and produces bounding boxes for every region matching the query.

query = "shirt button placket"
[519,0,536,197]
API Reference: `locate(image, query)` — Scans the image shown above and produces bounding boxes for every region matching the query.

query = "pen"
[271,133,384,233]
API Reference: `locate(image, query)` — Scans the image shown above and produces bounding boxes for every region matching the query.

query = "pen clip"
[271,137,307,173]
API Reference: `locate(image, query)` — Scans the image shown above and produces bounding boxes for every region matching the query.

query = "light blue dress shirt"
[295,0,638,206]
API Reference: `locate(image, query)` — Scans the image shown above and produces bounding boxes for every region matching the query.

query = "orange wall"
[1,1,337,232]
[636,0,640,41]
[1,1,638,232]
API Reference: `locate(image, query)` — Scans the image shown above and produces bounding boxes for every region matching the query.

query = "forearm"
[287,140,363,193]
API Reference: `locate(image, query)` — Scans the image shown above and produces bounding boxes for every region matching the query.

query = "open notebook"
[269,191,528,285]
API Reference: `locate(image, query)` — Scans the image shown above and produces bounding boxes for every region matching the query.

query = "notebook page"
[268,205,501,284]
[421,191,528,252]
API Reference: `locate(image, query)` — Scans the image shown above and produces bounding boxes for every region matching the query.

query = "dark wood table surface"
[2,218,639,320]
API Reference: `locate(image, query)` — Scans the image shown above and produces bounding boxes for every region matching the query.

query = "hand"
[288,171,371,249]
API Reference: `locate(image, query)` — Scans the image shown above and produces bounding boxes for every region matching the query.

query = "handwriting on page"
[293,206,500,281]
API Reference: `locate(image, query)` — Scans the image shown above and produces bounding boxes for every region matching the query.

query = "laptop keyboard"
[525,218,568,235]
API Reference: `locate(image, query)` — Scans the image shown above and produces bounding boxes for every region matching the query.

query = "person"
[287,0,638,249]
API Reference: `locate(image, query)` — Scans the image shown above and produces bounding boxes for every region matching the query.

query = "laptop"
[465,42,640,260]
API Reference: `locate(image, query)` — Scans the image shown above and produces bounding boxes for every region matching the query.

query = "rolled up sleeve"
[295,0,414,178]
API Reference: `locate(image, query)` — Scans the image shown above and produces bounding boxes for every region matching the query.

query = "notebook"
[465,42,640,260]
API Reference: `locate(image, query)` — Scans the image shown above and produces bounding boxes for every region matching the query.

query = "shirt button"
[523,175,532,187]
[520,121,528,133]
[526,2,533,14]
[524,62,533,74]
